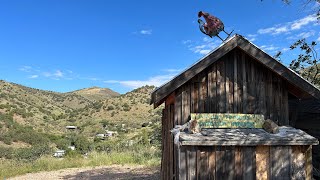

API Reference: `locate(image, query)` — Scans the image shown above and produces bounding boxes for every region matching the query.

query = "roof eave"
[151,34,241,107]
[151,34,320,108]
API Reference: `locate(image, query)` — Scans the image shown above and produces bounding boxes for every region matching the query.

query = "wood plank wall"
[176,48,289,126]
[161,48,291,179]
[178,145,312,180]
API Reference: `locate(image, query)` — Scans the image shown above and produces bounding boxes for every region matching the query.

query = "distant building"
[106,130,118,137]
[66,126,77,130]
[68,146,75,151]
[96,133,106,140]
[53,150,65,158]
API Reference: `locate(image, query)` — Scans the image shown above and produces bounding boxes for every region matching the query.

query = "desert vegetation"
[0,82,162,178]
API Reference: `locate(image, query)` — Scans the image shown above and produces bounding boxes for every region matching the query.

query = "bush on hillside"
[74,135,93,154]
[55,138,70,150]
[14,144,51,161]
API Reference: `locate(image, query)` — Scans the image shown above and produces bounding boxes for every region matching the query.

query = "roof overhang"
[151,34,320,108]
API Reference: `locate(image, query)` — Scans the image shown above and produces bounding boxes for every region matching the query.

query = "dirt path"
[9,165,160,180]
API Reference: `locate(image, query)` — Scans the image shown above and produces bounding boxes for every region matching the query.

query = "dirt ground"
[9,165,160,180]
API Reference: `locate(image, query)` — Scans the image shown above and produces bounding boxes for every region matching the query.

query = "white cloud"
[317,36,320,42]
[199,50,211,55]
[43,72,51,77]
[54,70,63,78]
[84,77,100,81]
[282,47,290,52]
[105,73,178,89]
[258,26,289,35]
[187,38,220,55]
[182,40,192,44]
[140,29,152,35]
[260,44,279,52]
[203,37,211,42]
[104,80,118,83]
[297,30,316,38]
[19,66,32,72]
[28,75,39,79]
[258,14,317,35]
[42,70,65,80]
[67,70,73,74]
[247,34,257,41]
[162,68,182,73]
[291,15,317,30]
[19,66,95,82]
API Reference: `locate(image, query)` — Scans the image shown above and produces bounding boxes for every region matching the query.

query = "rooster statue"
[198,11,233,41]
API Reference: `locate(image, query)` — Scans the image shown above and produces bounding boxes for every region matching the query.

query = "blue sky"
[0,0,319,94]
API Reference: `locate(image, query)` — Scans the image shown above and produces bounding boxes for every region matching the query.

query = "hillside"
[70,86,120,101]
[0,80,160,135]
[0,81,162,175]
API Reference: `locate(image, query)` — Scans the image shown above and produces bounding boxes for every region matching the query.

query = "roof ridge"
[151,34,320,107]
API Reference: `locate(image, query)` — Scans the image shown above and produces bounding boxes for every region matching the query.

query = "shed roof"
[151,34,320,107]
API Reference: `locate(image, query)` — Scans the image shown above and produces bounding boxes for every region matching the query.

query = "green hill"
[0,80,161,136]
[70,86,120,101]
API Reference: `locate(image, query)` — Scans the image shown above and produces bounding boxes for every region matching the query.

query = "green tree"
[271,0,320,87]
[74,135,92,154]
[289,39,319,87]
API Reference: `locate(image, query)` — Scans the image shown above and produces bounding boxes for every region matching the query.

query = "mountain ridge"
[0,80,160,136]
[69,86,120,101]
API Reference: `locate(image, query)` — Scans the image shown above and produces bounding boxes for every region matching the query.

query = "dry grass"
[0,150,160,179]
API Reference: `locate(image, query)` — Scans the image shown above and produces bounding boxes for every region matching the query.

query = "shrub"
[107,105,114,111]
[99,120,109,128]
[55,138,70,150]
[74,135,93,154]
[65,149,82,158]
[0,146,13,159]
[2,135,13,145]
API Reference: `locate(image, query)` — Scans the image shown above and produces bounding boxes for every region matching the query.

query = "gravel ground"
[9,165,160,180]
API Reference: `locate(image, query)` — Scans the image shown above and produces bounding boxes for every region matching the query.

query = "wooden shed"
[150,34,320,179]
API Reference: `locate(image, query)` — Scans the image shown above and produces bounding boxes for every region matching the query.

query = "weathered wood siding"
[175,48,289,126]
[161,48,292,179]
[178,145,312,180]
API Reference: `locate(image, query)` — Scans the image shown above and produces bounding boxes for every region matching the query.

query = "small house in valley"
[53,150,65,158]
[151,34,320,179]
[66,126,77,130]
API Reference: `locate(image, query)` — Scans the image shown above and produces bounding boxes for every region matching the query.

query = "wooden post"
[256,146,269,180]
[305,145,312,180]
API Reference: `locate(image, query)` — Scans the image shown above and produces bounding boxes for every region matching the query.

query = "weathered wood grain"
[305,145,312,180]
[198,147,208,179]
[216,146,225,179]
[256,146,269,180]
[243,146,255,180]
[241,53,248,114]
[180,146,187,180]
[179,128,318,146]
[188,146,197,180]
[158,42,320,180]
[151,35,320,107]
[271,146,290,180]
[225,146,235,180]
[182,84,191,124]
[291,146,306,180]
[175,91,182,126]
[233,50,239,113]
[235,146,242,180]
[208,146,216,180]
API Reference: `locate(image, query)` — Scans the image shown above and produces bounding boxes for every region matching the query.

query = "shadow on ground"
[62,166,160,180]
